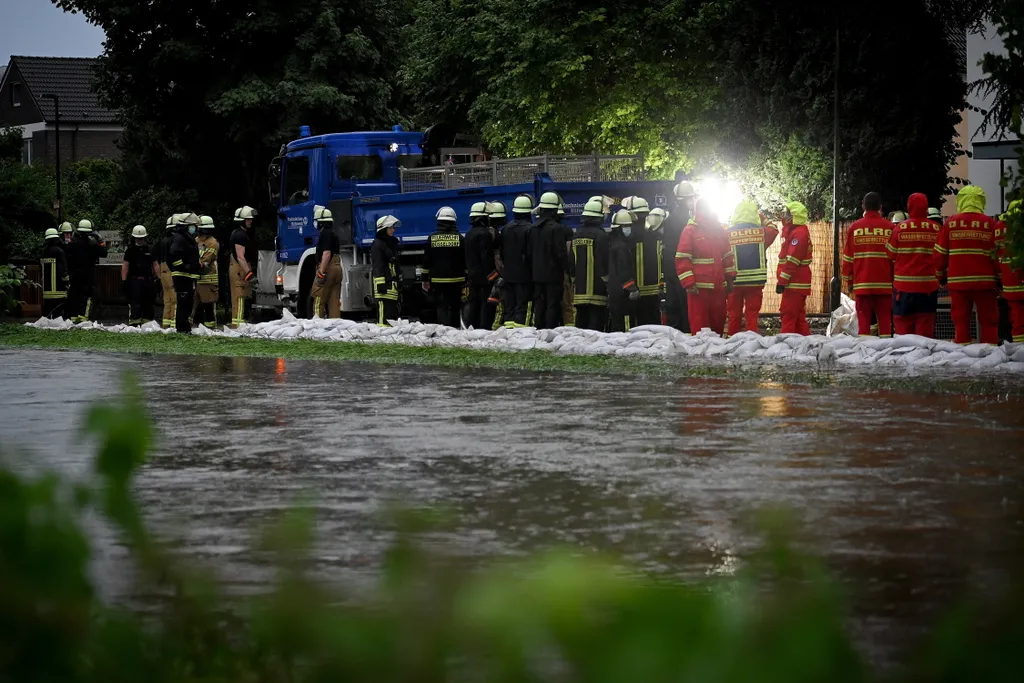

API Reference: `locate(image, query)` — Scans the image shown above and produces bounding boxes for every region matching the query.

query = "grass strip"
[0,323,1019,396]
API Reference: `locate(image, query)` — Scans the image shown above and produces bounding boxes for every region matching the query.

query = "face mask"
[188,226,197,235]
[622,227,632,238]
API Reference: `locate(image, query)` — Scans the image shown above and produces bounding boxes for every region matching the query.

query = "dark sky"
[2,0,105,64]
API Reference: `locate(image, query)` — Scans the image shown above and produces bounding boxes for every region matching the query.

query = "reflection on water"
[0,348,1022,667]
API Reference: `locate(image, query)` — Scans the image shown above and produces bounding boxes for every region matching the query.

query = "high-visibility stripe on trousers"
[229,260,254,328]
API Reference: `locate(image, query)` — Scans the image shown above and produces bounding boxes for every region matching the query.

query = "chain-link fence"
[399,155,645,193]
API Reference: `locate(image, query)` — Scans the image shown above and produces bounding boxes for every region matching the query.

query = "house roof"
[7,56,118,124]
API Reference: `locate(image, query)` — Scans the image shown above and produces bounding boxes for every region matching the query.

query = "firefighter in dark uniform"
[500,195,534,328]
[607,209,640,332]
[158,215,178,327]
[622,195,661,325]
[485,201,507,329]
[40,228,70,318]
[530,191,573,329]
[194,215,220,328]
[229,206,258,328]
[664,182,696,332]
[310,206,343,318]
[121,225,159,325]
[572,199,610,331]
[372,215,402,326]
[66,219,108,323]
[168,213,201,333]
[422,206,465,328]
[464,201,499,329]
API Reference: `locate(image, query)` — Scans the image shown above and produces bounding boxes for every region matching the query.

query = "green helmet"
[44,228,60,239]
[611,209,633,227]
[536,191,560,210]
[621,196,649,214]
[513,195,533,214]
[486,201,506,219]
[469,201,488,218]
[581,199,604,218]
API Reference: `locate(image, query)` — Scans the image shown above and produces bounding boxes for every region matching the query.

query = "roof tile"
[9,56,118,124]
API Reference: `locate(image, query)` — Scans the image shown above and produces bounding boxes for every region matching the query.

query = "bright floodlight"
[698,177,743,224]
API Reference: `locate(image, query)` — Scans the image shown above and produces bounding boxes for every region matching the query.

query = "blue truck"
[262,126,679,317]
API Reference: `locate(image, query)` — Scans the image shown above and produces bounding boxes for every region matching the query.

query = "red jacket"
[934,213,998,290]
[994,220,1024,300]
[886,193,940,294]
[842,210,894,295]
[675,204,735,291]
[777,222,813,292]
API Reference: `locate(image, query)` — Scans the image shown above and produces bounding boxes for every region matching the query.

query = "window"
[398,154,426,170]
[11,82,21,107]
[22,138,31,165]
[336,155,383,181]
[283,156,311,206]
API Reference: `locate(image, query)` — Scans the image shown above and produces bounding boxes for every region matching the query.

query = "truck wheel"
[297,262,315,318]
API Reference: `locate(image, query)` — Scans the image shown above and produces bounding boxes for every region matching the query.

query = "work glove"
[775,284,786,294]
[628,290,640,302]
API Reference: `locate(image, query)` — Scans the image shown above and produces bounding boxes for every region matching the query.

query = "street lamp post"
[829,22,842,313]
[42,94,62,222]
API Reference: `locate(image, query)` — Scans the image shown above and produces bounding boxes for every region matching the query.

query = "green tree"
[53,0,407,214]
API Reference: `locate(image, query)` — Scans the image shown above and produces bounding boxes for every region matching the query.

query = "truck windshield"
[337,155,383,181]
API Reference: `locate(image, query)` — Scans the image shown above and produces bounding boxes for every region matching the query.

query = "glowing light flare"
[697,177,744,225]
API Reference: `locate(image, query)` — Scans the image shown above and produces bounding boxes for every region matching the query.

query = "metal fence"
[399,154,645,193]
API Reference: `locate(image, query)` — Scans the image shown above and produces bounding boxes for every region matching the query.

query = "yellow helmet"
[486,201,506,219]
[313,205,333,224]
[536,191,560,210]
[44,228,60,239]
[77,219,94,232]
[621,196,650,214]
[469,201,488,218]
[199,215,215,229]
[59,221,74,233]
[673,181,696,198]
[581,199,604,218]
[513,195,534,214]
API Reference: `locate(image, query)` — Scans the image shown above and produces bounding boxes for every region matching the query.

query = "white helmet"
[77,219,94,232]
[469,201,488,218]
[313,206,333,224]
[512,195,534,214]
[611,209,633,227]
[927,207,942,220]
[621,196,650,214]
[435,206,457,223]
[581,199,604,218]
[646,207,669,230]
[890,211,907,223]
[536,191,560,210]
[45,228,60,239]
[131,225,147,238]
[673,181,696,198]
[376,215,401,231]
[236,206,257,221]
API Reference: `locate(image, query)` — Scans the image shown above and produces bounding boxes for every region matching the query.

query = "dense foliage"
[2,374,1024,682]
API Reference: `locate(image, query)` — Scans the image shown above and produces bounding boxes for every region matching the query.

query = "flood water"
[1,348,1022,667]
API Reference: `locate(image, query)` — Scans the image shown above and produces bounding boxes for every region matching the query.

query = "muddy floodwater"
[1,348,1023,666]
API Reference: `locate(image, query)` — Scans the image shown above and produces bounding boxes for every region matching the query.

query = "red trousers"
[688,288,727,335]
[1008,299,1024,343]
[780,291,810,335]
[728,287,763,335]
[894,313,936,337]
[855,294,892,337]
[950,289,999,344]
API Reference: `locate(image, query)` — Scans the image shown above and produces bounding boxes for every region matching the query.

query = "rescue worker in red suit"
[842,192,895,337]
[726,199,778,335]
[675,198,735,335]
[775,201,813,335]
[994,200,1024,343]
[934,185,1000,345]
[886,192,941,337]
